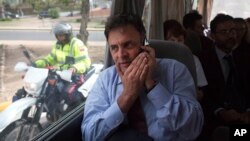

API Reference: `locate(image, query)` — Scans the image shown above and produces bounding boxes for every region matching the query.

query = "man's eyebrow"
[109,44,118,48]
[121,40,133,46]
[109,40,133,47]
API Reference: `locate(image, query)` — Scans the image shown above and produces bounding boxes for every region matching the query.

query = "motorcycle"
[0,46,102,141]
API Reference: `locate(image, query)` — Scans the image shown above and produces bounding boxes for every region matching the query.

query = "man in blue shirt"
[81,14,204,141]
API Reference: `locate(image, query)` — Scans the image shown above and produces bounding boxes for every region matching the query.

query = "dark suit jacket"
[196,45,250,141]
[233,41,250,108]
[198,46,250,123]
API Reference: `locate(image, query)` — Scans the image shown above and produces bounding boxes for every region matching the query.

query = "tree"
[78,0,89,44]
[27,0,56,11]
[59,0,76,16]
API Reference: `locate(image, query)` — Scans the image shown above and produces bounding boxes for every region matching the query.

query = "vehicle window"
[0,0,110,140]
[142,0,151,38]
[211,0,250,21]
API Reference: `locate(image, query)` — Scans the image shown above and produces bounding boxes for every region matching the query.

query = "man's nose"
[117,47,127,58]
[227,30,236,38]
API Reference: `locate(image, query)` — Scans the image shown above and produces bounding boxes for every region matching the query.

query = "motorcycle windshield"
[23,67,48,96]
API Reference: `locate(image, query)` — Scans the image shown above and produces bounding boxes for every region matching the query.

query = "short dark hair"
[210,14,234,33]
[104,14,146,40]
[163,19,186,40]
[183,11,202,29]
[234,17,246,23]
[246,17,250,24]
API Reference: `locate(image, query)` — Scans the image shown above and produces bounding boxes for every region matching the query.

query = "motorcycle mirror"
[14,62,29,72]
[20,45,30,59]
[23,49,31,60]
[23,50,36,66]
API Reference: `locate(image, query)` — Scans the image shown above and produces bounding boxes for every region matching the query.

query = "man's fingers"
[139,63,148,81]
[141,46,155,58]
[125,53,147,79]
[115,62,123,76]
[135,56,148,77]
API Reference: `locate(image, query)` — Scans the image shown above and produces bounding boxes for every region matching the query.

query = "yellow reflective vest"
[35,37,91,74]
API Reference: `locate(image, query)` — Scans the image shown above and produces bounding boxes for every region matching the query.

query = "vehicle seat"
[148,39,197,86]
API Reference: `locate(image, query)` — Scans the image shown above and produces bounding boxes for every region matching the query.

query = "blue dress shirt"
[82,59,204,141]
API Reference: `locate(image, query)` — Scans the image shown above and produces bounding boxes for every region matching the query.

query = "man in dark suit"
[183,10,214,55]
[197,14,250,141]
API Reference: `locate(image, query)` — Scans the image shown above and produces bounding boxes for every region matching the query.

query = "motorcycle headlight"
[24,82,38,94]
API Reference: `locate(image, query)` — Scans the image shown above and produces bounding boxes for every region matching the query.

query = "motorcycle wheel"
[0,118,42,141]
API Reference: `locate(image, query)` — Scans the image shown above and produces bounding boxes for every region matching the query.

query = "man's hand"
[240,111,250,124]
[218,109,242,123]
[140,46,156,91]
[68,67,77,74]
[117,52,149,113]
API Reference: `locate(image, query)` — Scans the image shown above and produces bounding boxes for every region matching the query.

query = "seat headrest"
[148,39,197,86]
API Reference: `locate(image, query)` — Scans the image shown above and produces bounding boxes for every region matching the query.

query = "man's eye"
[123,42,132,48]
[110,45,118,52]
[124,41,136,49]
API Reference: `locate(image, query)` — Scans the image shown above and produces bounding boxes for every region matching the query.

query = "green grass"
[75,18,105,28]
[0,18,12,22]
[88,21,105,28]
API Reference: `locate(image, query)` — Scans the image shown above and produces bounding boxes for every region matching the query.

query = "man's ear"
[210,33,216,40]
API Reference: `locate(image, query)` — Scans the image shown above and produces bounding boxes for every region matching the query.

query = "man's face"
[108,25,143,73]
[235,22,247,44]
[245,20,250,44]
[57,34,67,43]
[194,19,204,36]
[167,34,185,44]
[212,21,236,53]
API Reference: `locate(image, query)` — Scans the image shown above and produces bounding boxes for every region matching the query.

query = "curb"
[0,45,5,96]
[0,101,11,112]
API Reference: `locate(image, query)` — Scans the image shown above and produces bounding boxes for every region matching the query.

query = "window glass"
[210,0,250,21]
[0,0,110,140]
[142,0,151,38]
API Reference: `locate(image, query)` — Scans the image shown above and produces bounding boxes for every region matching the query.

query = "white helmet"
[53,22,72,36]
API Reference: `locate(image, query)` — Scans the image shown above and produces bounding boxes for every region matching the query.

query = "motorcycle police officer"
[13,22,91,114]
[35,22,91,74]
[34,22,91,110]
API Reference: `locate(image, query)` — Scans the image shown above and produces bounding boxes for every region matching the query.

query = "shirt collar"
[117,74,122,85]
[215,47,232,61]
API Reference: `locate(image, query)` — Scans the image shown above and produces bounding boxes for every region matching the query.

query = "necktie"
[223,55,245,111]
[224,55,234,85]
[127,98,148,135]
